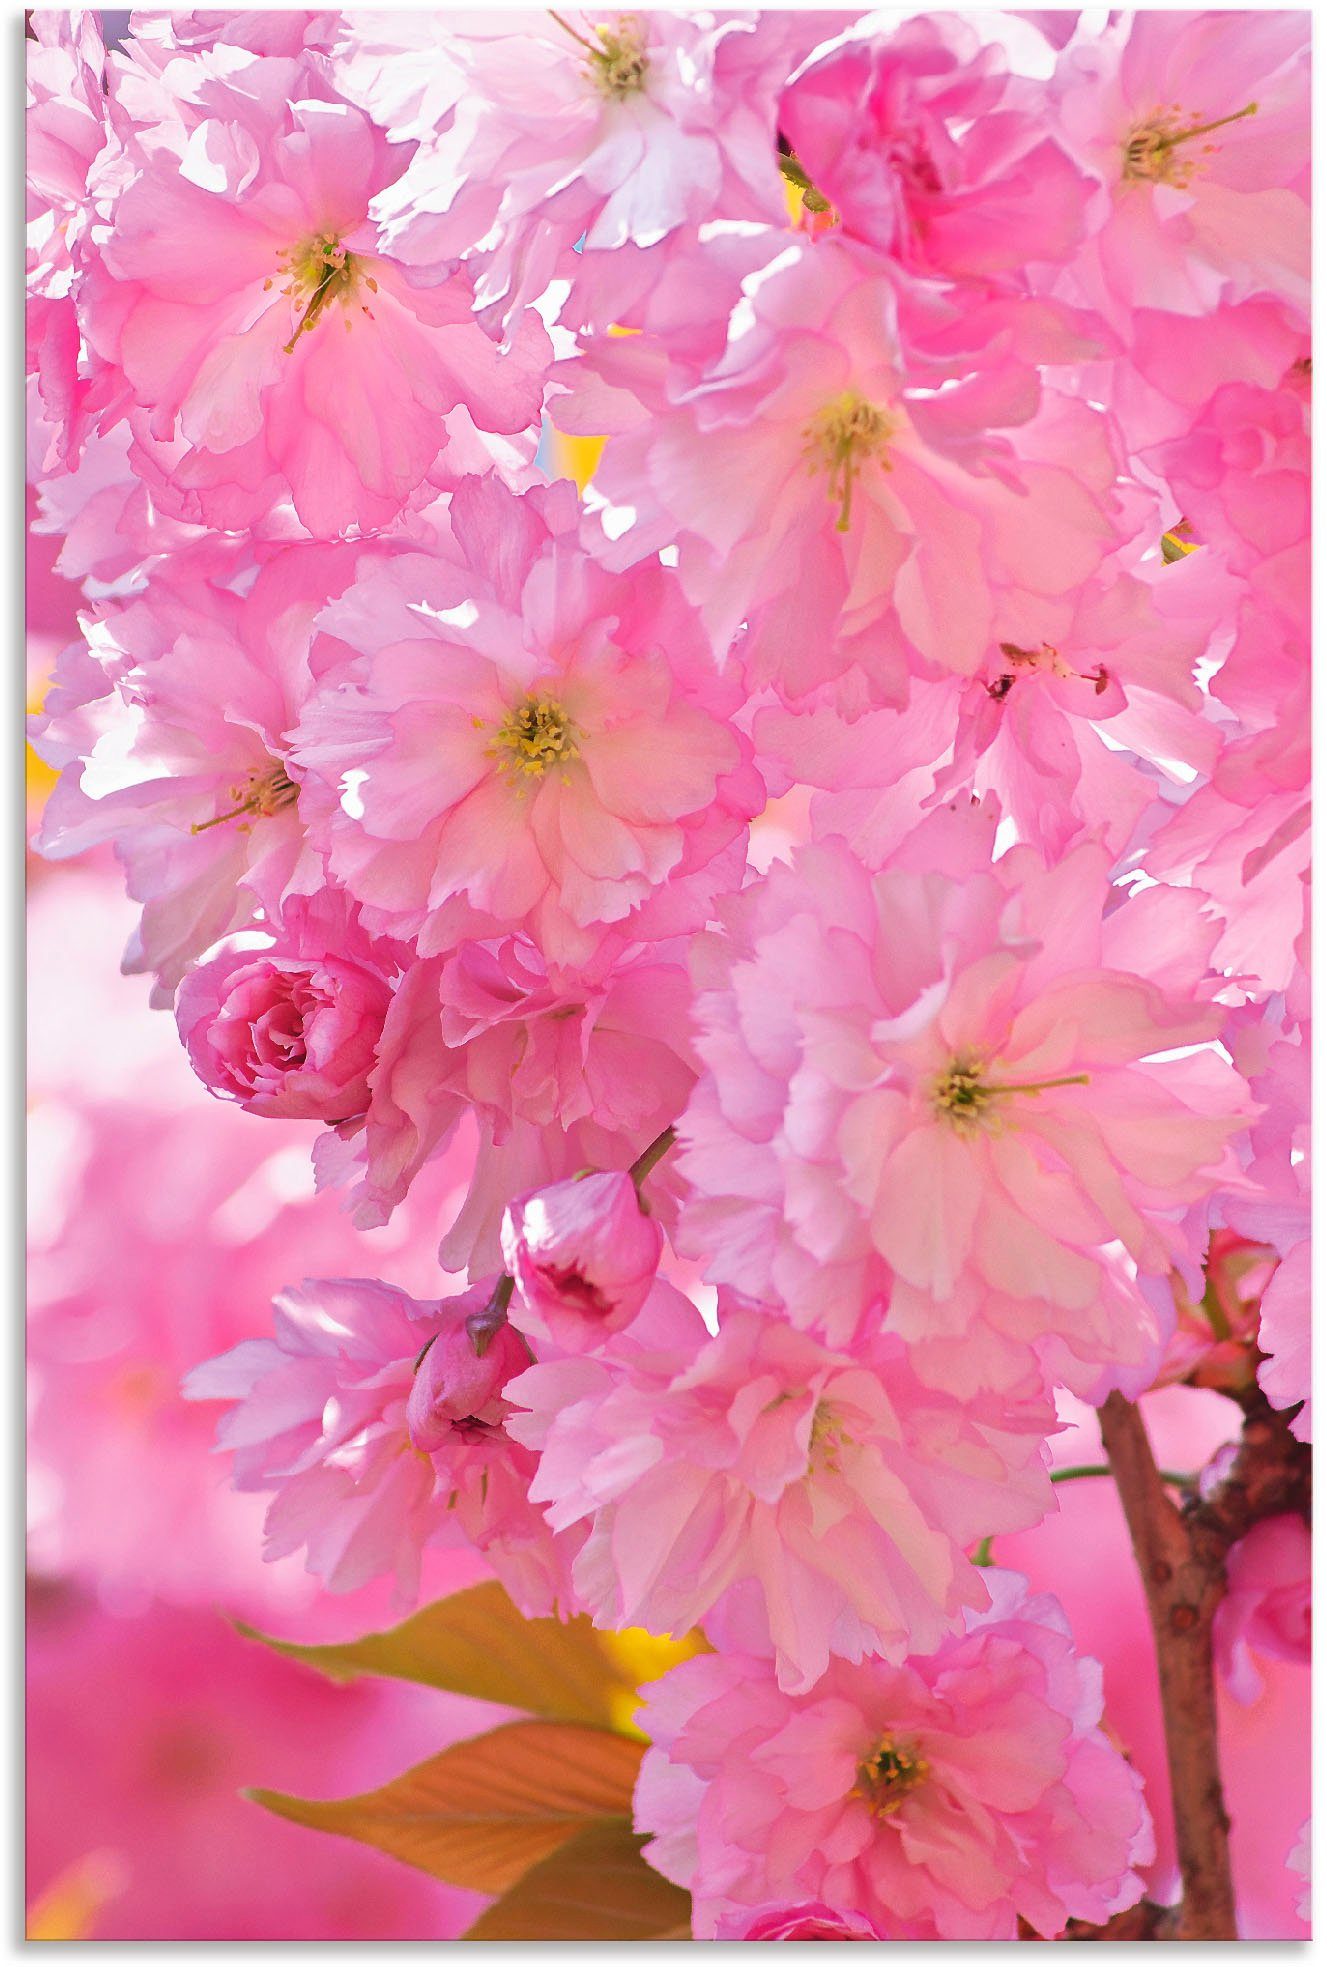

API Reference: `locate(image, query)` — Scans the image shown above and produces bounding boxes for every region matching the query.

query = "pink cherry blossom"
[712,1902,888,1940]
[635,1569,1153,1939]
[292,477,761,966]
[322,931,696,1272]
[80,49,550,538]
[502,1169,664,1353]
[560,235,1130,705]
[184,1276,564,1608]
[1212,1514,1310,1706]
[378,10,836,335]
[1050,10,1309,324]
[506,1286,1053,1693]
[679,820,1255,1380]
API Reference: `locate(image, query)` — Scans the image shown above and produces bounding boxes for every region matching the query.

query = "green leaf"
[237,1580,703,1736]
[464,1820,691,1942]
[247,1720,643,1895]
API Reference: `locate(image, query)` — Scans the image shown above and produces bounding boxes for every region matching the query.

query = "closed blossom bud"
[406,1295,528,1454]
[176,945,391,1122]
[501,1170,663,1352]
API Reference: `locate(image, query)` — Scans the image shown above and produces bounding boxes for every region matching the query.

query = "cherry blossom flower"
[679,818,1256,1375]
[292,477,761,964]
[80,49,550,538]
[184,1277,562,1607]
[1212,1515,1310,1706]
[635,1570,1153,1938]
[507,1287,1054,1692]
[561,236,1129,704]
[175,894,400,1122]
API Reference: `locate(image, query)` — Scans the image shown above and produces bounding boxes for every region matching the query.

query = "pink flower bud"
[715,1904,887,1942]
[501,1171,663,1352]
[405,1298,527,1454]
[176,946,391,1122]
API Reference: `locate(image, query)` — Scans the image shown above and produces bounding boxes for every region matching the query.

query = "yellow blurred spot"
[26,671,57,817]
[551,428,607,496]
[27,1851,127,1939]
[599,1625,709,1741]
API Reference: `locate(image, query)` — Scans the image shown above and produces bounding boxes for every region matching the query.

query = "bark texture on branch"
[1098,1387,1310,1942]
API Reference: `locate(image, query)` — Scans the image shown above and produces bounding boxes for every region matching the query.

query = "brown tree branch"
[1098,1390,1235,1939]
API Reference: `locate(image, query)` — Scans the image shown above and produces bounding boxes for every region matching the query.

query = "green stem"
[1051,1462,1196,1490]
[466,1273,515,1357]
[629,1124,677,1188]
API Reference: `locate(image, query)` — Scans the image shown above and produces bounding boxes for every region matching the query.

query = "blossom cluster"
[29,5,1309,1941]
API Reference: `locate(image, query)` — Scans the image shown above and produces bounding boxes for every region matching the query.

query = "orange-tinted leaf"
[464,1819,692,1942]
[247,1721,643,1894]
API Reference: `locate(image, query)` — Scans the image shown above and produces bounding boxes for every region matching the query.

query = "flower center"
[809,1398,850,1473]
[491,695,583,783]
[802,393,895,533]
[191,760,299,835]
[857,1736,929,1817]
[271,233,376,354]
[931,1055,1091,1133]
[1122,100,1258,188]
[985,640,1111,702]
[549,11,650,100]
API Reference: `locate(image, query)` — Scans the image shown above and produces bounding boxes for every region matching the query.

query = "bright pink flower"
[679,820,1256,1381]
[635,1570,1153,1939]
[81,50,550,538]
[1213,1515,1311,1706]
[506,1287,1053,1693]
[713,1902,888,1941]
[184,1277,561,1606]
[502,1169,664,1353]
[175,895,397,1123]
[562,237,1129,705]
[778,16,1092,284]
[292,478,761,966]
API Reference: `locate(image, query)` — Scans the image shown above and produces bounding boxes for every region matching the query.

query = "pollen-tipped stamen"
[856,1737,929,1817]
[191,761,299,835]
[802,393,895,533]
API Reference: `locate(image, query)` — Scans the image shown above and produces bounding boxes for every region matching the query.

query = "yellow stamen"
[855,1737,929,1817]
[1123,101,1258,188]
[491,695,583,783]
[931,1056,1090,1131]
[191,761,299,834]
[276,233,362,354]
[802,392,895,532]
[549,10,649,99]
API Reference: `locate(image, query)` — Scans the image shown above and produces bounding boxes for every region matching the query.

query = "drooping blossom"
[184,1276,568,1611]
[635,1569,1153,1939]
[506,1285,1054,1693]
[291,475,762,966]
[502,1169,664,1353]
[79,48,551,538]
[320,930,697,1272]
